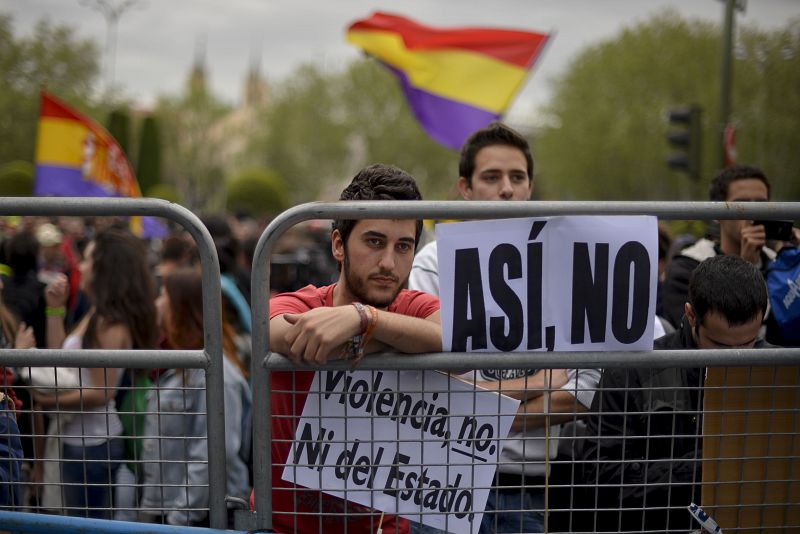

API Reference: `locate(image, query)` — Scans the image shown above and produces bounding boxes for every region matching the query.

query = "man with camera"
[662,164,798,344]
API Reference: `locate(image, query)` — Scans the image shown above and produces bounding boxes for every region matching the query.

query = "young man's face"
[457,144,532,201]
[685,303,763,349]
[333,219,417,308]
[718,178,769,248]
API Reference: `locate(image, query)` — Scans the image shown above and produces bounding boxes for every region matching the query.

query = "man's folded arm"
[270,307,441,363]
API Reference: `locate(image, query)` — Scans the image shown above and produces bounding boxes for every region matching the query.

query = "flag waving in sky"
[35,90,141,199]
[347,12,550,150]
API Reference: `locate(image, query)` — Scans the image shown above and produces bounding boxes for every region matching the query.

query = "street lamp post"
[80,0,144,95]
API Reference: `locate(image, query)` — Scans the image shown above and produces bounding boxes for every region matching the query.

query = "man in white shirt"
[409,122,600,533]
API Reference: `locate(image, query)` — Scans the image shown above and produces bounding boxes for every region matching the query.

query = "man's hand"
[474,369,570,401]
[281,306,361,365]
[740,223,766,265]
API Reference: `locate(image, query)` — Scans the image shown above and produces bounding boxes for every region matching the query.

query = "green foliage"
[250,59,455,203]
[136,115,162,194]
[0,160,34,196]
[534,10,800,202]
[226,167,288,217]
[145,182,180,203]
[106,109,131,157]
[154,80,230,212]
[0,14,100,166]
[535,11,717,201]
[731,20,800,200]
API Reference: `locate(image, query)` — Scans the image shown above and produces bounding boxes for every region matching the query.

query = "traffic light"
[666,105,702,181]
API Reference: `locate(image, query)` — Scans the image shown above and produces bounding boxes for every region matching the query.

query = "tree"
[146,182,179,203]
[0,160,34,196]
[534,11,717,201]
[533,11,800,201]
[106,108,131,157]
[0,14,100,166]
[227,167,288,217]
[154,73,230,211]
[136,115,162,195]
[249,59,456,204]
[732,20,800,200]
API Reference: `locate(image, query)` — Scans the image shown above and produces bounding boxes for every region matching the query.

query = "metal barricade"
[0,198,230,530]
[248,200,800,533]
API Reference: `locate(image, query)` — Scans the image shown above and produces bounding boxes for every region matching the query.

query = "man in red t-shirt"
[265,164,441,534]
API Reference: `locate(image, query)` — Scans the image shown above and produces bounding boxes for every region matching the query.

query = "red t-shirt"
[267,284,439,534]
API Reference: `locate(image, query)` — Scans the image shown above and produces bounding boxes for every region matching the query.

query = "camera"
[753,219,794,241]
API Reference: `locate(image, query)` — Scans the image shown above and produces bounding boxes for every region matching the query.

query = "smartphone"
[753,219,794,241]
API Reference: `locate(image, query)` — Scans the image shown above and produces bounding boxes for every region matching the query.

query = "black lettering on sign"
[571,243,609,344]
[611,241,651,343]
[488,244,523,351]
[527,241,543,350]
[451,248,486,351]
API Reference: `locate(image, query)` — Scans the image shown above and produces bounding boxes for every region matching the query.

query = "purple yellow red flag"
[346,12,550,150]
[34,90,162,236]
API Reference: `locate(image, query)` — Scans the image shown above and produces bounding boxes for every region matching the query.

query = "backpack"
[766,246,800,343]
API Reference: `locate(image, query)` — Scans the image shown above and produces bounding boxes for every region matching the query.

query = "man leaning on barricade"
[257,163,441,534]
[580,254,773,532]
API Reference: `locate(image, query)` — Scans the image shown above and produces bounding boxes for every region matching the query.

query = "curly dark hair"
[83,228,158,350]
[332,163,424,248]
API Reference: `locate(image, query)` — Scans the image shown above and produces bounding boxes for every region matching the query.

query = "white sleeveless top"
[60,333,124,447]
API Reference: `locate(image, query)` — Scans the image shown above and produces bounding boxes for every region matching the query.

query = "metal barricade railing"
[247,200,800,532]
[0,197,230,530]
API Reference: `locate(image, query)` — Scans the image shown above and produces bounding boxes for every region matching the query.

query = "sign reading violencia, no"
[437,216,658,352]
[284,369,519,534]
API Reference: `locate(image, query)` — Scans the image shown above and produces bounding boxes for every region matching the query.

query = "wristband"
[363,305,378,344]
[352,302,369,334]
[45,306,66,317]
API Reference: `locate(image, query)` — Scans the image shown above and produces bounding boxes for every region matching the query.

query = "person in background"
[203,216,253,368]
[34,228,158,519]
[409,122,599,533]
[661,164,797,345]
[2,230,46,348]
[35,222,88,329]
[0,276,35,508]
[581,255,772,532]
[139,267,251,527]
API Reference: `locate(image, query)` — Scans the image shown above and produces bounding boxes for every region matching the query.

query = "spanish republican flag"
[35,90,141,199]
[346,12,550,150]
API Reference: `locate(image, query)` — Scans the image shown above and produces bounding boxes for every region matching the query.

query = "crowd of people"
[0,214,264,526]
[0,121,797,532]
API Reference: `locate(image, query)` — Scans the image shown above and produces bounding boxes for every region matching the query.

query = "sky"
[4,0,799,120]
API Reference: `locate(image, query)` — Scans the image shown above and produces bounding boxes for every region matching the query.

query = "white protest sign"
[283,369,519,534]
[437,216,658,352]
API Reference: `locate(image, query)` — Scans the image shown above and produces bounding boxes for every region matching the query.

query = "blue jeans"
[410,488,545,534]
[0,408,23,508]
[479,487,545,533]
[62,438,124,519]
